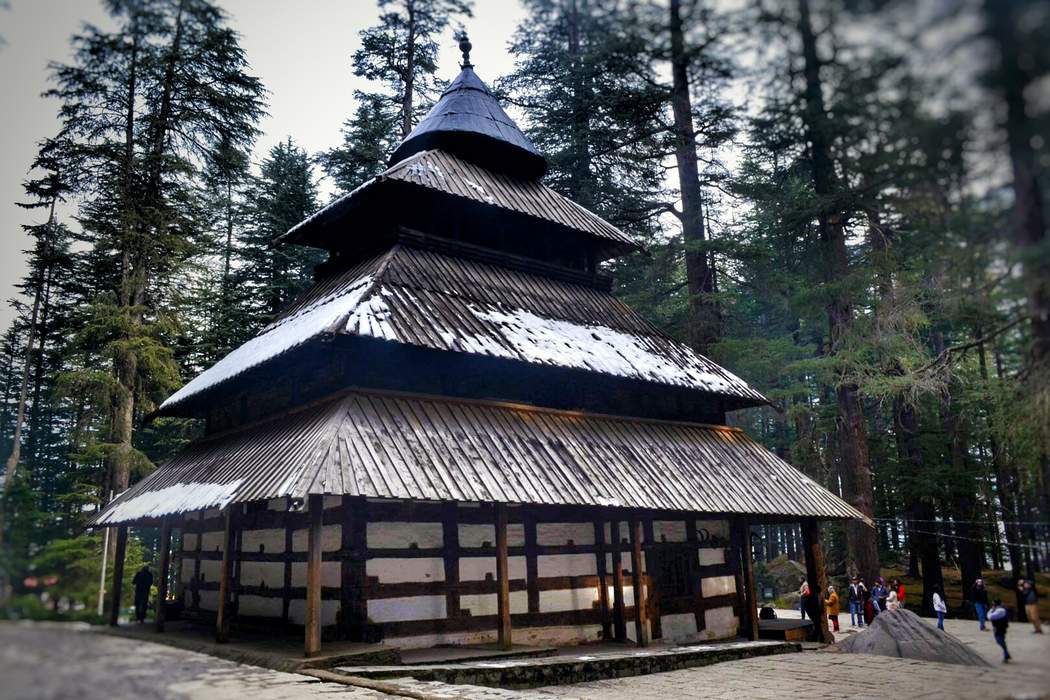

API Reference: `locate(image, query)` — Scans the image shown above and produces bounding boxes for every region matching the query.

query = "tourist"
[972,578,990,631]
[1022,579,1043,633]
[848,576,866,627]
[886,586,900,611]
[893,578,906,607]
[132,564,153,623]
[870,577,889,618]
[932,583,947,631]
[988,599,1011,663]
[799,577,810,619]
[825,585,840,632]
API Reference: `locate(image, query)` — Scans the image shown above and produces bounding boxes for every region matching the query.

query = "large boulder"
[832,608,990,667]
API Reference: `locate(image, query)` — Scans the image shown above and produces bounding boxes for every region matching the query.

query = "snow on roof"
[94,479,244,525]
[159,246,767,411]
[159,273,376,410]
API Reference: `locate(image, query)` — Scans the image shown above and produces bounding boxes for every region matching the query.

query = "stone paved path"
[0,622,389,700]
[538,614,1050,700]
[3,614,1047,700]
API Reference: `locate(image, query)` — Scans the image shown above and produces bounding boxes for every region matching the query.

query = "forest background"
[0,0,1047,621]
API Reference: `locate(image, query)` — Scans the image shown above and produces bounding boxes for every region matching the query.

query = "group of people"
[797,575,905,633]
[798,572,1043,665]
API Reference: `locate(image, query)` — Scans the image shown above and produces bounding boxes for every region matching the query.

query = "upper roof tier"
[388,66,548,180]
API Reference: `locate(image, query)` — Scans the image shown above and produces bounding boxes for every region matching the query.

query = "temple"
[92,37,864,657]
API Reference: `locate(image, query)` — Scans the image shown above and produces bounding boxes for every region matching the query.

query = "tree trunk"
[670,0,719,354]
[986,1,1050,374]
[796,0,878,584]
[401,0,417,139]
[567,0,594,210]
[894,399,942,615]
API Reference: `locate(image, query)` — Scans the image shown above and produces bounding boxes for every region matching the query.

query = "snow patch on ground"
[97,479,244,524]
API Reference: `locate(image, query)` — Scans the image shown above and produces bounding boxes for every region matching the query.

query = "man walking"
[973,578,990,631]
[1022,580,1043,633]
[988,599,1011,662]
[132,565,153,623]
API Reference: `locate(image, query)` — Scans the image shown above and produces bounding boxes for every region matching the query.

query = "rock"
[832,608,991,667]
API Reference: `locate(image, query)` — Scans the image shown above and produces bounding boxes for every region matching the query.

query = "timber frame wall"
[178,497,748,648]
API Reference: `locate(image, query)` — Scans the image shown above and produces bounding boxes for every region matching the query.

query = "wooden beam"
[441,502,461,619]
[732,518,759,641]
[108,526,128,627]
[686,517,706,633]
[800,518,833,644]
[495,502,512,650]
[610,519,627,641]
[593,516,612,641]
[629,516,650,647]
[305,494,324,657]
[155,520,172,632]
[215,507,236,643]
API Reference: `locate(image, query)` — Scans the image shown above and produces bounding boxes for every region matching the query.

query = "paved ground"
[538,614,1050,700]
[2,614,1047,700]
[0,622,389,700]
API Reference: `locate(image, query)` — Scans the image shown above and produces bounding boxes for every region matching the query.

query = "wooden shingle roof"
[96,390,867,526]
[159,244,767,412]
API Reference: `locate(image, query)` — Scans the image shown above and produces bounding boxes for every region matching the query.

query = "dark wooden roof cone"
[387,33,547,180]
[93,30,869,530]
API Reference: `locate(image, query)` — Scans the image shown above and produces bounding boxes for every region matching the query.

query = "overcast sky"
[0,0,527,329]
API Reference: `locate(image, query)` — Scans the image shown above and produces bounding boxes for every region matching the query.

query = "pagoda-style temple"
[93,38,864,657]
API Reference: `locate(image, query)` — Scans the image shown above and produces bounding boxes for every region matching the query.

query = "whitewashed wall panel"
[368,521,443,549]
[367,557,444,583]
[368,595,446,623]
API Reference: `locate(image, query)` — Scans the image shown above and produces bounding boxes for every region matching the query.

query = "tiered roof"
[160,244,766,412]
[93,49,865,528]
[99,390,866,526]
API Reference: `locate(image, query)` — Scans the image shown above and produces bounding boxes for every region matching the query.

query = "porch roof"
[94,390,867,526]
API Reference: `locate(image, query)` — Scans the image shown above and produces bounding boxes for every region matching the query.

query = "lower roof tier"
[96,389,866,526]
[159,242,767,414]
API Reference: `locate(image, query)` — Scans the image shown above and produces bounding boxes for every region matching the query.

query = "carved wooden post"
[495,503,512,650]
[108,526,128,626]
[629,516,650,647]
[801,518,833,644]
[215,507,236,643]
[610,519,627,641]
[155,519,172,632]
[305,494,324,657]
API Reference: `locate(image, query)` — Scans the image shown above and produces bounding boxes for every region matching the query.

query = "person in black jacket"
[988,599,1011,662]
[972,578,990,631]
[132,565,153,623]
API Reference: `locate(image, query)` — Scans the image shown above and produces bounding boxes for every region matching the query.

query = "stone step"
[332,639,799,689]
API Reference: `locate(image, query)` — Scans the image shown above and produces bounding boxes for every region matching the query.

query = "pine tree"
[46,0,265,497]
[320,0,472,195]
[236,138,323,331]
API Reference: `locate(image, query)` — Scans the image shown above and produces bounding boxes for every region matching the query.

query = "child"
[988,599,1011,662]
[932,584,947,630]
[825,585,840,632]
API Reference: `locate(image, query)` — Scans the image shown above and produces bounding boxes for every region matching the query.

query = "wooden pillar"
[108,526,128,626]
[155,520,172,632]
[215,507,236,643]
[629,516,650,647]
[610,519,627,641]
[686,517,706,633]
[593,515,612,641]
[800,518,833,644]
[305,494,324,657]
[495,503,512,650]
[733,518,759,641]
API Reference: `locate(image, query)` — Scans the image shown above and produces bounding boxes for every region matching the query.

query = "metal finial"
[455,30,473,69]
